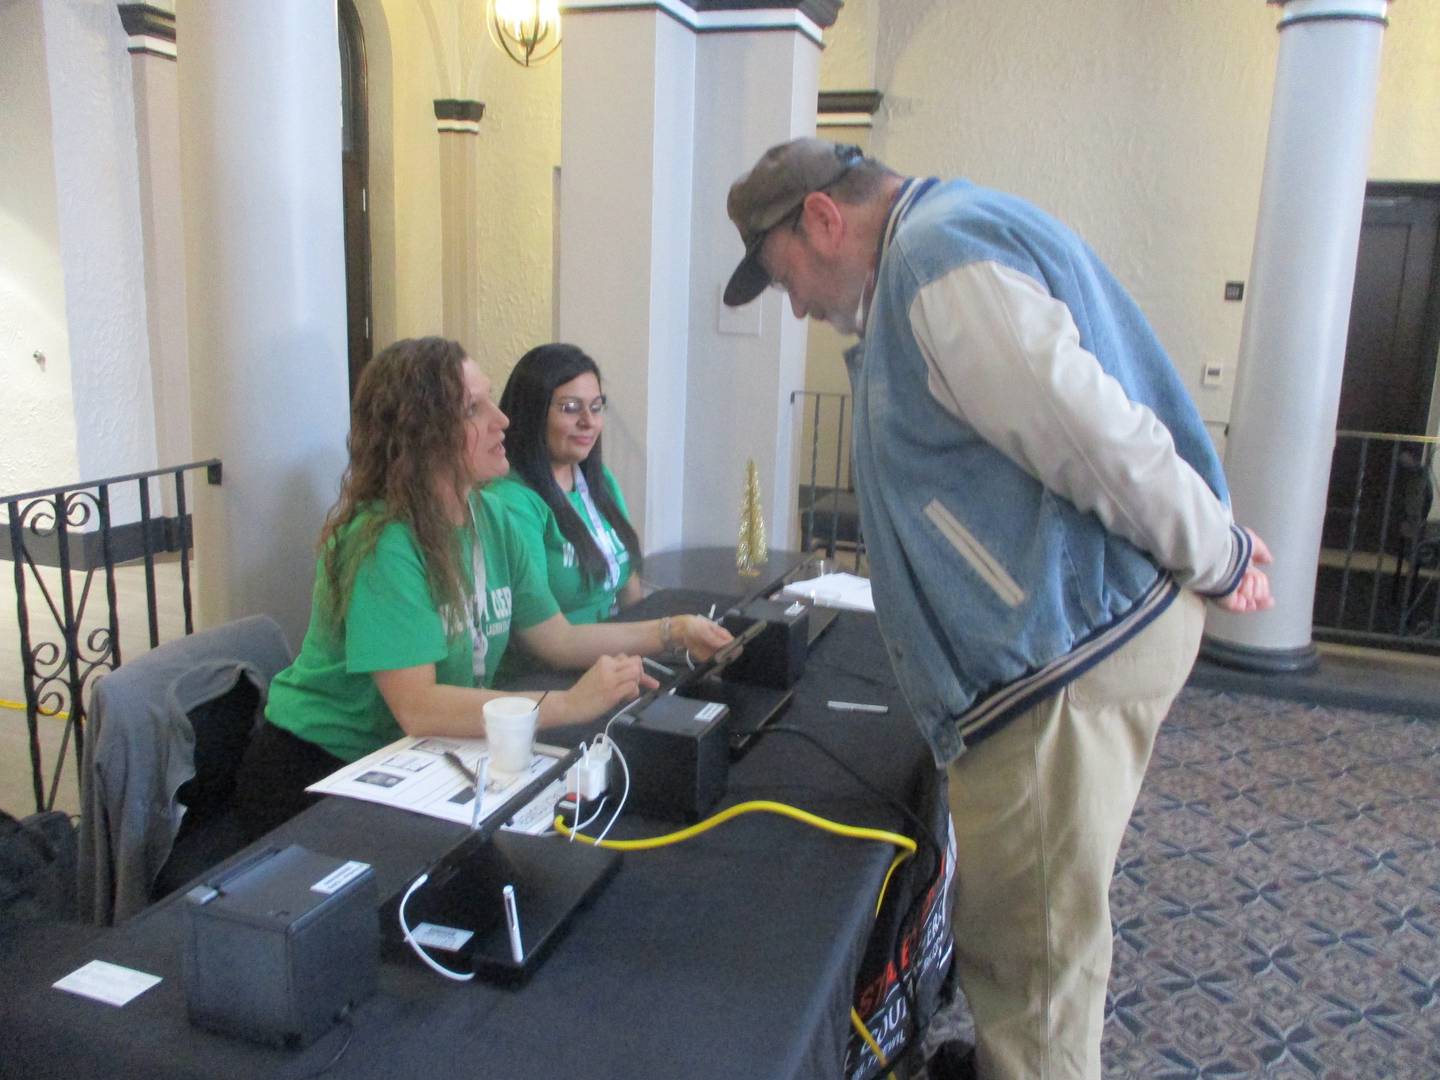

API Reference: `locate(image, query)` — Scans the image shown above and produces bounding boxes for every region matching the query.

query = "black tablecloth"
[0,602,943,1080]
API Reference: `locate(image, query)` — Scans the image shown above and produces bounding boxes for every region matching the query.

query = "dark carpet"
[920,686,1440,1079]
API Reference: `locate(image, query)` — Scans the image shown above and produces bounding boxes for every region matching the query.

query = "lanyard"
[571,467,622,595]
[467,498,488,681]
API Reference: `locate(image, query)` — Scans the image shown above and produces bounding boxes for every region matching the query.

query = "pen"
[503,884,524,964]
[826,700,890,715]
[443,749,478,786]
[643,656,675,677]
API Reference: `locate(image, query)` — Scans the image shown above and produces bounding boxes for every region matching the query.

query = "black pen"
[443,749,479,786]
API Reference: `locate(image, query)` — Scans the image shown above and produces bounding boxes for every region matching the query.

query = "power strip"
[566,736,612,800]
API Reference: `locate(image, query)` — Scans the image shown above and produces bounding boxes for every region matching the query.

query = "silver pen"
[470,756,490,831]
[826,700,890,715]
[503,884,524,963]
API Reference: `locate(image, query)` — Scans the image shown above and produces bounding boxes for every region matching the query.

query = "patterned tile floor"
[920,687,1440,1079]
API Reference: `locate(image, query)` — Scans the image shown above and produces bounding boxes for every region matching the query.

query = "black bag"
[0,809,78,925]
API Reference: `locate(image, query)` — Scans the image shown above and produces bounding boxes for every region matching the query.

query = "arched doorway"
[339,0,373,392]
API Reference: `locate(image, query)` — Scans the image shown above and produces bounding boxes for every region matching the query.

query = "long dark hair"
[320,337,472,629]
[498,343,642,587]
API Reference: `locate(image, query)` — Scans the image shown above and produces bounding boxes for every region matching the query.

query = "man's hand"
[1216,528,1274,613]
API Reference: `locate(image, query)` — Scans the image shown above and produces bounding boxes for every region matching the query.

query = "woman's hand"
[671,615,734,662]
[553,653,658,724]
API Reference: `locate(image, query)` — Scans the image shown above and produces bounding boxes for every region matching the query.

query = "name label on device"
[310,860,371,895]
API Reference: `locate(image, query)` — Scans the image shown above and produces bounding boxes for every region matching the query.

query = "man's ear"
[800,191,846,253]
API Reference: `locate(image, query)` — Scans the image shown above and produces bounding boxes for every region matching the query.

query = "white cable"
[569,741,587,844]
[606,696,643,731]
[594,738,630,844]
[398,872,474,982]
[573,796,608,832]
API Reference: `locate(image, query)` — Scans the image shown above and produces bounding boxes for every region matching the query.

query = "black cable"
[763,724,941,859]
[802,659,896,692]
[757,724,947,1071]
[295,1011,355,1080]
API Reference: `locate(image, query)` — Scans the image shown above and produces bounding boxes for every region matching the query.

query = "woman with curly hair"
[486,344,725,682]
[236,337,729,837]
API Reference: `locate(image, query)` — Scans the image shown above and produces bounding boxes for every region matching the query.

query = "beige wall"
[811,0,1440,433]
[368,0,561,389]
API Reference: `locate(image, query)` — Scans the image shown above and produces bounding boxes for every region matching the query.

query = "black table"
[640,545,813,601]
[1,602,948,1080]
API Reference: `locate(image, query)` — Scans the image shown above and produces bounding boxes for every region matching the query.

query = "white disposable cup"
[483,696,539,779]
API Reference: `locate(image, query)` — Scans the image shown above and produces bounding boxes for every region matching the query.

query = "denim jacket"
[848,179,1249,765]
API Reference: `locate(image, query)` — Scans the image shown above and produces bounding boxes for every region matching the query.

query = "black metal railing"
[2,459,221,813]
[1315,431,1440,651]
[791,390,862,562]
[788,399,1440,654]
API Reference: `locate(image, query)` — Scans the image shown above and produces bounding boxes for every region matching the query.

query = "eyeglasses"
[554,395,607,416]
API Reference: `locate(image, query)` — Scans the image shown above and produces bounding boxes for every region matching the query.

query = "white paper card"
[411,922,474,952]
[53,960,162,1007]
[780,572,875,613]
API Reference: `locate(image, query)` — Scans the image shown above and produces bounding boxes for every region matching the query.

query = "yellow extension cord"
[1,698,68,720]
[556,798,916,1076]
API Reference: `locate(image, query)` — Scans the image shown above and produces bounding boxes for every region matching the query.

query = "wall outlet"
[1201,361,1225,388]
[1224,281,1245,302]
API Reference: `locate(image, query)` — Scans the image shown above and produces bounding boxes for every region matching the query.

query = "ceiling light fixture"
[487,0,562,67]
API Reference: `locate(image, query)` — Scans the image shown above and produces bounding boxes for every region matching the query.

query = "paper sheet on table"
[306,734,566,834]
[780,572,875,613]
[53,960,162,1007]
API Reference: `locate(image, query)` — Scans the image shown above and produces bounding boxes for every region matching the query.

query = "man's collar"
[858,177,934,337]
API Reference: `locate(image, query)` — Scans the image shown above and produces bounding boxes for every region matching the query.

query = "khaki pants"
[946,591,1205,1080]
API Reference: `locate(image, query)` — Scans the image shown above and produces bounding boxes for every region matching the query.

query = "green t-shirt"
[485,467,635,684]
[266,491,557,762]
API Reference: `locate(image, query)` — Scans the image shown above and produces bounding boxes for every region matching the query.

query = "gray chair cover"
[77,615,292,925]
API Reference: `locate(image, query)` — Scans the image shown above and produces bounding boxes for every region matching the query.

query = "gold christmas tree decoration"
[736,458,769,576]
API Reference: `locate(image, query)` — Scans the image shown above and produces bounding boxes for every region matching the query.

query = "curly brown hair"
[319,337,474,630]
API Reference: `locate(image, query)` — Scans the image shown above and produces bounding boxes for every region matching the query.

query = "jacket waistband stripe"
[954,573,1180,741]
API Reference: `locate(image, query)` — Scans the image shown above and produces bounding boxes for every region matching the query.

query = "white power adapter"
[566,737,612,800]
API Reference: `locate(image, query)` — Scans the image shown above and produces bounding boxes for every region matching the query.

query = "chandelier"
[487,0,562,67]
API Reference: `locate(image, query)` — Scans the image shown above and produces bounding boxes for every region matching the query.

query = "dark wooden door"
[339,0,372,394]
[1325,185,1440,553]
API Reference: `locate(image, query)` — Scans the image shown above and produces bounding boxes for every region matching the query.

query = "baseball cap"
[723,138,863,307]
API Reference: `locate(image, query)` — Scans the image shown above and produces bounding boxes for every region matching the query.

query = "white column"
[686,28,820,554]
[558,7,698,555]
[120,4,191,511]
[558,2,831,557]
[177,1,351,643]
[1205,0,1390,671]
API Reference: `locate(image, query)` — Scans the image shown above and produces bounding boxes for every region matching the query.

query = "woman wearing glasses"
[487,343,727,682]
[235,337,728,838]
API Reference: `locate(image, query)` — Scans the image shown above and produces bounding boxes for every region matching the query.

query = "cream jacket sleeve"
[908,260,1245,595]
